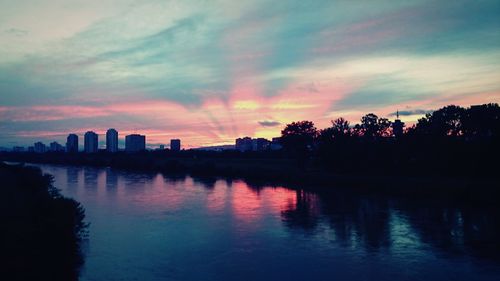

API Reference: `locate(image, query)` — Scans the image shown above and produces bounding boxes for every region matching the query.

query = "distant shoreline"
[2,151,499,201]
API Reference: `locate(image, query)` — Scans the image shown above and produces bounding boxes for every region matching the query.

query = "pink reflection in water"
[229,181,297,223]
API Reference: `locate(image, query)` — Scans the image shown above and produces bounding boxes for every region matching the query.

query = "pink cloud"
[1,105,111,122]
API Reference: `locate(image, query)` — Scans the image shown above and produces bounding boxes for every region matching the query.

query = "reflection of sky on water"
[39,164,500,281]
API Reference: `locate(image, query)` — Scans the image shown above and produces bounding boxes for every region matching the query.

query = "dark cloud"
[389,109,433,116]
[258,120,281,127]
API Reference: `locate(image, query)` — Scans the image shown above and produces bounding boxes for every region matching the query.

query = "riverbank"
[0,162,87,281]
[2,152,499,201]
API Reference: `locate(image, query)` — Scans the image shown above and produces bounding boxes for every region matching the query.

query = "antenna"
[397,110,399,119]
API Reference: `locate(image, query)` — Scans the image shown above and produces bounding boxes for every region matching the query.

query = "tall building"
[235,137,252,152]
[392,111,405,138]
[270,137,283,151]
[49,141,64,152]
[34,142,46,153]
[125,134,146,152]
[170,139,181,152]
[66,134,79,153]
[252,138,270,151]
[106,128,119,153]
[84,131,98,153]
[235,137,270,151]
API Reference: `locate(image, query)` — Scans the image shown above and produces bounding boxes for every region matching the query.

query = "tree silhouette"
[377,117,392,137]
[281,121,318,150]
[281,121,318,164]
[415,105,466,137]
[354,113,392,138]
[318,118,352,146]
[331,117,352,139]
[461,103,500,138]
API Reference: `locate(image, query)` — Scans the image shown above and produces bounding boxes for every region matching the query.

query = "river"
[36,164,500,281]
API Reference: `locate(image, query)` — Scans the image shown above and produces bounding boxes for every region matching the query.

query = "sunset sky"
[1,0,499,148]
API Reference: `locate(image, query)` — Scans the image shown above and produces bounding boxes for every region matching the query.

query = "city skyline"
[1,1,499,148]
[19,130,180,151]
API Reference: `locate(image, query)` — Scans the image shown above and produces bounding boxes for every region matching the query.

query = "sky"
[1,0,499,148]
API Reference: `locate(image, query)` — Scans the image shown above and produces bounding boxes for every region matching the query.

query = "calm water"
[36,164,500,281]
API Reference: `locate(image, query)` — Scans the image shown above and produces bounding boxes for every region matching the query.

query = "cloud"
[388,109,433,116]
[3,28,28,36]
[258,120,281,127]
[1,0,500,147]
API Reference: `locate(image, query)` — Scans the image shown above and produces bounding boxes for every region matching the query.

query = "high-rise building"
[125,134,146,152]
[251,138,270,151]
[106,128,118,153]
[49,141,64,152]
[170,139,181,152]
[34,142,46,153]
[66,134,79,153]
[270,137,283,151]
[235,137,252,152]
[84,131,98,153]
[236,137,270,151]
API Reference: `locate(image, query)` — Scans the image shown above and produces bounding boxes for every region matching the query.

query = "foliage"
[0,163,88,281]
[352,113,392,138]
[280,103,499,175]
[281,120,318,154]
[413,105,466,136]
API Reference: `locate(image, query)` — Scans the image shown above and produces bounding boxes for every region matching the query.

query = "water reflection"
[35,164,500,281]
[281,190,320,231]
[397,198,500,260]
[279,188,500,260]
[318,192,392,250]
[105,169,118,189]
[161,173,187,185]
[83,167,98,187]
[66,166,80,185]
[192,175,217,189]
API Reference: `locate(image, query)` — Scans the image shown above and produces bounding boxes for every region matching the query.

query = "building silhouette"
[106,128,118,153]
[235,137,270,151]
[49,141,64,152]
[84,131,98,153]
[252,138,270,151]
[34,142,46,153]
[392,111,405,138]
[170,139,181,152]
[235,137,252,152]
[66,134,79,153]
[270,137,283,151]
[12,146,25,152]
[125,134,146,152]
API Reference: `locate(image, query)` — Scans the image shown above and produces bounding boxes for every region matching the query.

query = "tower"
[106,128,118,152]
[170,139,181,152]
[66,134,79,153]
[392,110,405,138]
[84,131,98,153]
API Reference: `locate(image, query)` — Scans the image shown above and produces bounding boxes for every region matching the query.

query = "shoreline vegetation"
[0,162,87,281]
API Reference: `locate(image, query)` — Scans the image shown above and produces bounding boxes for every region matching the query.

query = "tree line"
[280,103,500,176]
